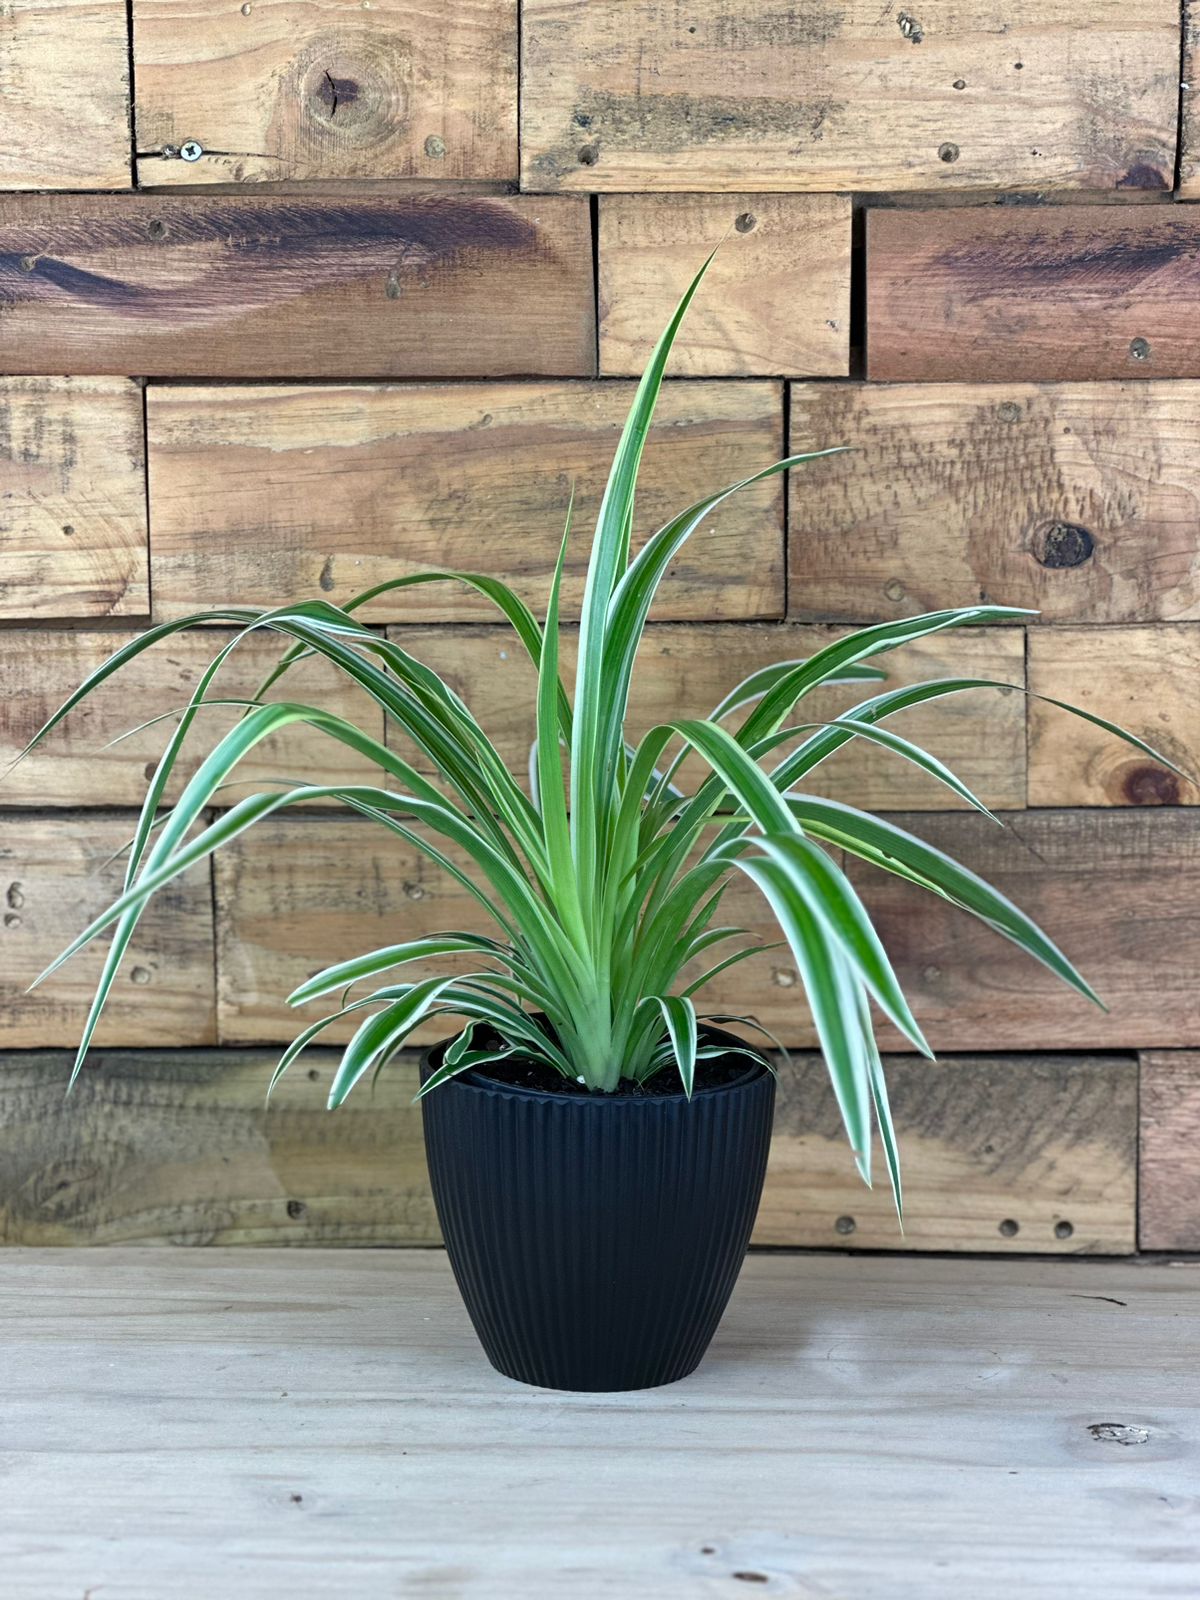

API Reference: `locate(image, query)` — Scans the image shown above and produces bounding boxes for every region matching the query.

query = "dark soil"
[462,1029,763,1098]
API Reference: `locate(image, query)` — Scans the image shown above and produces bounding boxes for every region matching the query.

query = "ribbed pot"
[419,1027,775,1392]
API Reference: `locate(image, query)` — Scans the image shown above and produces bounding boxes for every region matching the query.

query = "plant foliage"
[12,258,1180,1215]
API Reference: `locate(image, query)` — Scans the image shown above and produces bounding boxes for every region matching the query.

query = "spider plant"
[14,258,1176,1216]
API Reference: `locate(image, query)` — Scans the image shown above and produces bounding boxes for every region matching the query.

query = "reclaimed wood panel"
[520,1,1178,193]
[0,1050,436,1247]
[0,629,386,807]
[133,0,516,185]
[214,815,821,1046]
[4,1254,1197,1600]
[0,1047,1134,1253]
[0,816,215,1048]
[147,381,784,621]
[598,194,850,377]
[1028,627,1200,807]
[0,193,593,378]
[0,0,131,189]
[867,208,1200,381]
[787,382,1200,625]
[761,1051,1135,1253]
[388,622,1027,812]
[0,379,148,621]
[850,809,1200,1052]
[1180,4,1200,199]
[1139,1051,1200,1250]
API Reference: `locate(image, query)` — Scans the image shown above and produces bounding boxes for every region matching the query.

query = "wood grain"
[521,1,1178,193]
[214,806,1198,1053]
[867,208,1200,381]
[598,194,850,376]
[1139,1051,1200,1250]
[0,628,387,807]
[787,382,1200,625]
[388,622,1028,812]
[0,816,215,1049]
[1028,626,1200,807]
[133,0,517,185]
[850,809,1200,1052]
[212,815,822,1047]
[0,0,131,189]
[146,380,784,621]
[0,1047,1135,1253]
[0,379,148,621]
[2,1250,1196,1599]
[1180,4,1200,199]
[0,193,593,378]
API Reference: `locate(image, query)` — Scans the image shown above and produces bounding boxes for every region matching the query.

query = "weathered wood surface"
[787,382,1200,624]
[216,808,1198,1053]
[1028,627,1200,807]
[0,629,386,807]
[0,0,131,189]
[1179,5,1200,199]
[0,193,593,378]
[0,1048,1135,1253]
[867,208,1200,381]
[4,1250,1197,1599]
[1139,1051,1200,1250]
[851,809,1200,1052]
[520,1,1179,195]
[0,379,148,621]
[391,622,1027,811]
[133,0,517,185]
[598,194,850,376]
[213,815,821,1047]
[0,817,215,1049]
[146,381,784,621]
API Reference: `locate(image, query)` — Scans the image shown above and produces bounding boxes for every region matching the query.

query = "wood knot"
[1120,764,1180,807]
[1088,1421,1151,1446]
[1031,521,1094,569]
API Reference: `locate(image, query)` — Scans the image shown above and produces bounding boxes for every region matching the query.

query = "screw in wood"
[179,140,204,163]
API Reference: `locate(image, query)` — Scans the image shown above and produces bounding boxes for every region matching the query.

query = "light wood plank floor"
[2,1249,1196,1598]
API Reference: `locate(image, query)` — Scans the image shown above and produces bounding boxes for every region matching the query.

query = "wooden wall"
[1,0,1198,1254]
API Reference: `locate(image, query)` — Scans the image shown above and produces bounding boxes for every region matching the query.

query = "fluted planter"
[419,1025,775,1392]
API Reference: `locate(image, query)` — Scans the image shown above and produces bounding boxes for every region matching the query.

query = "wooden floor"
[2,1250,1197,1598]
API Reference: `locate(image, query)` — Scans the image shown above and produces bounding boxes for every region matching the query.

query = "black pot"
[419,1026,775,1392]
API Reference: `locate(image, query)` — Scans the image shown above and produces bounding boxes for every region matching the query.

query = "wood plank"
[0,815,215,1048]
[849,809,1200,1052]
[0,193,593,378]
[867,208,1200,381]
[133,0,516,185]
[520,1,1178,193]
[764,1052,1135,1253]
[2,1251,1196,1599]
[213,814,822,1046]
[0,628,387,807]
[0,1047,1135,1253]
[0,1050,437,1247]
[1028,626,1200,807]
[1179,4,1200,199]
[1139,1051,1200,1250]
[0,0,131,189]
[0,378,148,621]
[787,381,1200,625]
[388,622,1027,812]
[147,380,784,621]
[598,194,850,377]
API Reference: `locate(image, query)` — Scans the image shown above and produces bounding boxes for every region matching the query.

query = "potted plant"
[18,262,1174,1391]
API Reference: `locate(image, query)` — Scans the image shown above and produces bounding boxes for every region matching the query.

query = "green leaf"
[649,994,699,1098]
[786,796,1104,1010]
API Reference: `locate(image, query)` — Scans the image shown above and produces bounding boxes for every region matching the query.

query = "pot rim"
[419,1021,771,1105]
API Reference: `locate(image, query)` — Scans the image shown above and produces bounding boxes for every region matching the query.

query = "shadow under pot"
[419,1023,776,1393]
